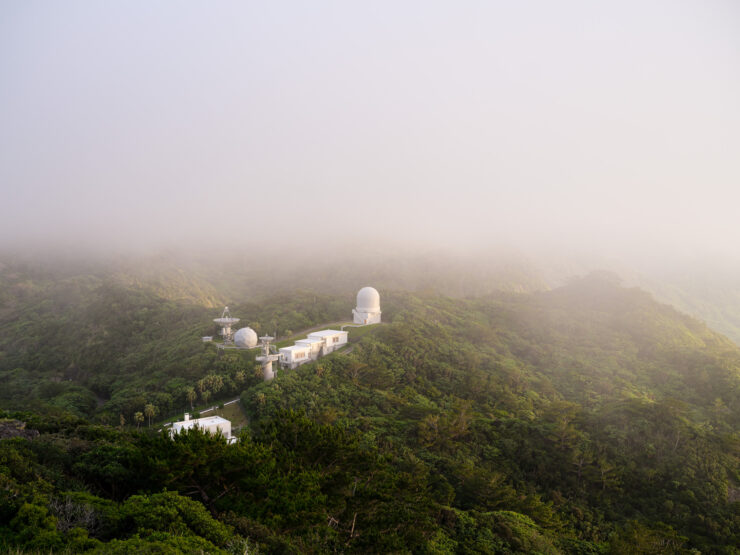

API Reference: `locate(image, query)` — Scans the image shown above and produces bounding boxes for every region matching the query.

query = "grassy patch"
[208,400,249,432]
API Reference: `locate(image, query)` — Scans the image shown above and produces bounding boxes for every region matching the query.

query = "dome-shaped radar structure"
[234,327,258,349]
[353,286,381,325]
[356,287,380,312]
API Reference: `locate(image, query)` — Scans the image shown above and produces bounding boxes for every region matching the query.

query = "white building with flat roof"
[295,336,325,358]
[170,414,234,442]
[279,344,312,369]
[279,329,348,370]
[307,330,348,352]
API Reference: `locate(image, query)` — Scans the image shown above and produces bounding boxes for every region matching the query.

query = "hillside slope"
[0,270,738,552]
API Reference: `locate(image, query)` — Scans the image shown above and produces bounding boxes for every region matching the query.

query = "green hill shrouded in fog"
[0,260,738,553]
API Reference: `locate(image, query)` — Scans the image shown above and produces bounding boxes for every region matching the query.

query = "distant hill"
[634,269,740,347]
[533,252,740,346]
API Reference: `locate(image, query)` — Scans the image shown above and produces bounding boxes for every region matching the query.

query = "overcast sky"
[1,1,738,257]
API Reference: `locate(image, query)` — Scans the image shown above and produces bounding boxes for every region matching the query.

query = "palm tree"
[211,374,224,393]
[186,387,197,410]
[144,403,157,427]
[134,412,144,430]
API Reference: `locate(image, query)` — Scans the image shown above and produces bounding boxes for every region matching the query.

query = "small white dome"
[356,286,380,312]
[234,327,258,348]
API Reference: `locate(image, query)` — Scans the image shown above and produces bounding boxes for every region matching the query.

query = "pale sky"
[1,1,738,256]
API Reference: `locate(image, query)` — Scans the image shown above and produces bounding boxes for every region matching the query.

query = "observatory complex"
[353,286,381,325]
[204,286,380,379]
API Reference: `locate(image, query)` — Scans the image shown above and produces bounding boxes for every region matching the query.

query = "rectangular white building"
[170,414,232,440]
[295,336,325,359]
[279,344,312,369]
[306,329,348,353]
[279,329,348,370]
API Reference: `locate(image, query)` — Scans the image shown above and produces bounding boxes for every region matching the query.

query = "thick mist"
[1,1,739,258]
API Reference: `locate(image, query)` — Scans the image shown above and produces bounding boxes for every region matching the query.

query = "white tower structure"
[213,307,240,344]
[352,287,381,325]
[256,336,280,381]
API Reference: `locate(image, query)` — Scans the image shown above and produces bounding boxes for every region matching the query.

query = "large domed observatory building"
[352,286,381,325]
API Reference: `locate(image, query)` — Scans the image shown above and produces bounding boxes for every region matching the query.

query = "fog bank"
[1,1,738,258]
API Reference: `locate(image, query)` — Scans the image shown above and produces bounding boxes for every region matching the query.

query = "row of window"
[281,335,346,360]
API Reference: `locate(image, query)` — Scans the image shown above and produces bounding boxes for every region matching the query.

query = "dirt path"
[199,397,240,415]
[162,397,241,426]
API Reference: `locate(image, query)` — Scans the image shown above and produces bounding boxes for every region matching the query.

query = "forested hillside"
[0,260,738,553]
[0,257,353,423]
[636,268,740,348]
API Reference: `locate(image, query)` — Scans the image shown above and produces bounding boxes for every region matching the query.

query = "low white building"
[279,329,348,370]
[170,414,235,442]
[295,336,325,358]
[279,344,312,369]
[353,286,381,325]
[307,330,348,353]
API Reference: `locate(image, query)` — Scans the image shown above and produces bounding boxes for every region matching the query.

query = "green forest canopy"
[0,263,738,553]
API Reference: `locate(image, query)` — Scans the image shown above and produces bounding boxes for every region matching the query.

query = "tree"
[212,375,224,393]
[121,491,233,548]
[144,404,157,428]
[186,387,197,410]
[134,412,144,430]
[119,414,125,430]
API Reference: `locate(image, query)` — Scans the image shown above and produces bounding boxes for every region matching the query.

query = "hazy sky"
[1,1,738,256]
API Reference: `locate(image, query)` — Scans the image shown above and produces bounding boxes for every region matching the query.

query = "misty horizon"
[1,1,739,258]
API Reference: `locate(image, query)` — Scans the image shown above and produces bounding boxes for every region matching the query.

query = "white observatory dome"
[234,327,258,349]
[356,286,380,312]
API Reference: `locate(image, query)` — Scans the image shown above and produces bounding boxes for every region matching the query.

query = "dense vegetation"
[636,267,740,347]
[0,258,738,553]
[0,258,352,424]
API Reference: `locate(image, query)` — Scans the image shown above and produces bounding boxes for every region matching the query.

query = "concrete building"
[307,329,348,352]
[170,414,235,442]
[295,336,326,359]
[279,344,312,370]
[279,329,348,369]
[352,286,381,325]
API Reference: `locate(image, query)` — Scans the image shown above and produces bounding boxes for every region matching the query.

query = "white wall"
[353,310,380,325]
[279,346,311,369]
[171,418,232,439]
